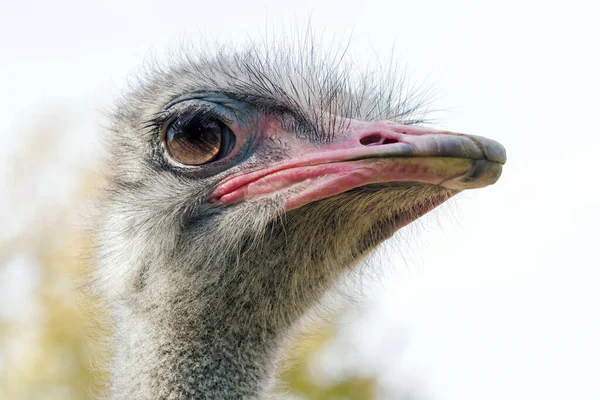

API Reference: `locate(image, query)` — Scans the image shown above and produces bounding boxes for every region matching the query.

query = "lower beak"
[211,122,506,211]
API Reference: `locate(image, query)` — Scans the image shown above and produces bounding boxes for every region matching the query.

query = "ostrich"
[94,40,506,399]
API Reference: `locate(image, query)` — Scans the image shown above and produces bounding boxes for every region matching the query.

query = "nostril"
[360,134,383,146]
[359,134,400,146]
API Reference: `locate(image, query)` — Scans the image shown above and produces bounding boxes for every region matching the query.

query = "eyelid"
[165,92,248,121]
[164,100,234,127]
[164,92,235,109]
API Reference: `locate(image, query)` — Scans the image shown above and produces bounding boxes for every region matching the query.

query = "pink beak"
[211,121,506,211]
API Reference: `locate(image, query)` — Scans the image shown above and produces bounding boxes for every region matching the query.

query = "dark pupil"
[167,117,222,165]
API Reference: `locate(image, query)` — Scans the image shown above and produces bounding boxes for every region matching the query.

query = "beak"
[211,121,506,211]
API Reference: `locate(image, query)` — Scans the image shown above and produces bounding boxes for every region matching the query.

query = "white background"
[1,0,599,399]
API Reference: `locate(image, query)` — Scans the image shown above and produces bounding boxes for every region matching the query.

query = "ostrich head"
[95,41,505,398]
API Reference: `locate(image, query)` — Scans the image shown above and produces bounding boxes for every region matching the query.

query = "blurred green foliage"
[281,327,377,400]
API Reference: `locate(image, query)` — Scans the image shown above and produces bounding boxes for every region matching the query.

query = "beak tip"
[467,134,507,164]
[441,159,504,191]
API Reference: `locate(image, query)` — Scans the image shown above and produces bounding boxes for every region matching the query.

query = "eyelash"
[166,103,232,127]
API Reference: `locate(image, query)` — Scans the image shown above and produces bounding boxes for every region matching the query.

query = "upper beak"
[211,121,506,211]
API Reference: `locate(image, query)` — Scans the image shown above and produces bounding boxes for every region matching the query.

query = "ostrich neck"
[106,214,348,399]
[111,299,281,400]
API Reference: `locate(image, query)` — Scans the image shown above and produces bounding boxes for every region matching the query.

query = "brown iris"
[165,117,224,165]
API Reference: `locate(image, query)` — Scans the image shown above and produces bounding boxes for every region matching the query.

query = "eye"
[164,113,236,166]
